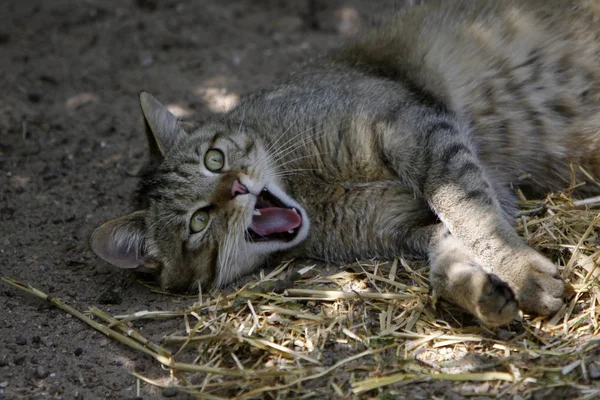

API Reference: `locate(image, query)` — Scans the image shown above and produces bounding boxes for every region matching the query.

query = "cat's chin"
[244,183,309,251]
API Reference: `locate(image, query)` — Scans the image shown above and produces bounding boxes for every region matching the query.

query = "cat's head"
[90,92,309,291]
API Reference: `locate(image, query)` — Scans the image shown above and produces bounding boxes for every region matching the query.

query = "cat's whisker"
[237,105,247,134]
[274,152,333,170]
[233,224,244,282]
[274,172,313,178]
[273,168,319,175]
[264,123,326,164]
[263,90,317,155]
[219,216,239,286]
[217,212,247,288]
[219,237,234,287]
[263,119,302,154]
[264,114,320,154]
[262,130,331,176]
[273,169,320,178]
[255,124,328,174]
[269,123,321,154]
[267,125,329,164]
[234,219,247,281]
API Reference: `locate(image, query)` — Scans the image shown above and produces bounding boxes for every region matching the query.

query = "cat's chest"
[281,179,433,262]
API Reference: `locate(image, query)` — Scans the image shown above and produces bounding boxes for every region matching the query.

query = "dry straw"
[3,185,600,398]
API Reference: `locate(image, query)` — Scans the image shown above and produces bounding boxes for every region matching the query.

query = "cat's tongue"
[251,207,302,237]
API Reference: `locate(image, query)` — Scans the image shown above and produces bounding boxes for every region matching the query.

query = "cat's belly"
[287,181,437,263]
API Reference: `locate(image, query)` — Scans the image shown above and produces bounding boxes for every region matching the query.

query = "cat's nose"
[231,179,249,198]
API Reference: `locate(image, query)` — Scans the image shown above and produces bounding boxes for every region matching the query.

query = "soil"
[0,1,438,398]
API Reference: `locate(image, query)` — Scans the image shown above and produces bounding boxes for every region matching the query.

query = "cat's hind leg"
[429,228,519,327]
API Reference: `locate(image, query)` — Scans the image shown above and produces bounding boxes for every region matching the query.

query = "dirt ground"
[0,1,431,398]
[6,1,597,400]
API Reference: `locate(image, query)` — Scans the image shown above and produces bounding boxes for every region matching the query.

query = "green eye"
[204,149,224,172]
[190,209,210,233]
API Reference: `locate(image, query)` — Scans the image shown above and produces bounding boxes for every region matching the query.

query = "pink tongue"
[251,207,302,236]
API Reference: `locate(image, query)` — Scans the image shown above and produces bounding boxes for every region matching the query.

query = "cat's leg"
[420,120,564,316]
[429,227,519,326]
[381,114,564,317]
[391,221,519,326]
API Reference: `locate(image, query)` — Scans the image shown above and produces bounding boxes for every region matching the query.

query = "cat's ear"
[90,211,157,271]
[139,91,187,160]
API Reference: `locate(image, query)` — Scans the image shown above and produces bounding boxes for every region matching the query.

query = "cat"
[91,0,600,327]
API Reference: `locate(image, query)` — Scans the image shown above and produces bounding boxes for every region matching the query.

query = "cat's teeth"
[253,209,262,216]
[288,230,294,234]
[292,208,299,214]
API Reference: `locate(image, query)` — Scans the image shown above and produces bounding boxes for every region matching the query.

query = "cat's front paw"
[504,251,564,316]
[474,272,519,327]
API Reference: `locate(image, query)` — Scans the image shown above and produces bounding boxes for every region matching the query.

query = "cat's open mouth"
[247,188,302,242]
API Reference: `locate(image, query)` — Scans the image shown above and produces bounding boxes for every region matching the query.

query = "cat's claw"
[474,272,519,327]
[429,253,519,327]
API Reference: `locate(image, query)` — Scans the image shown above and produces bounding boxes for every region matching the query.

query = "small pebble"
[589,362,600,379]
[495,329,513,341]
[98,339,108,348]
[15,336,27,346]
[0,32,10,45]
[30,356,40,365]
[34,365,49,379]
[161,387,179,398]
[74,347,83,357]
[27,92,42,103]
[13,355,26,366]
[140,55,154,68]
[335,7,361,37]
[135,0,157,11]
[273,16,304,33]
[0,356,8,367]
[97,289,122,305]
[61,154,75,169]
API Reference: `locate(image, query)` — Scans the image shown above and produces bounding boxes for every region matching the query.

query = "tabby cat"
[91,0,600,326]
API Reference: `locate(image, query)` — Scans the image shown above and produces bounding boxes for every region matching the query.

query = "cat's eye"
[204,149,224,172]
[190,209,210,233]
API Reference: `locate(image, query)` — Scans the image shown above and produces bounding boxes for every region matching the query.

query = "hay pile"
[4,187,600,399]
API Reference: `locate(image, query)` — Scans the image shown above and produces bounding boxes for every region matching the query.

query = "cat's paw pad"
[474,272,519,327]
[509,252,564,316]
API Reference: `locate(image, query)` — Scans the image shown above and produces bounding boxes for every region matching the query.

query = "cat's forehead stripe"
[159,166,193,181]
[243,140,255,156]
[209,132,243,151]
[223,136,243,150]
[179,158,201,166]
